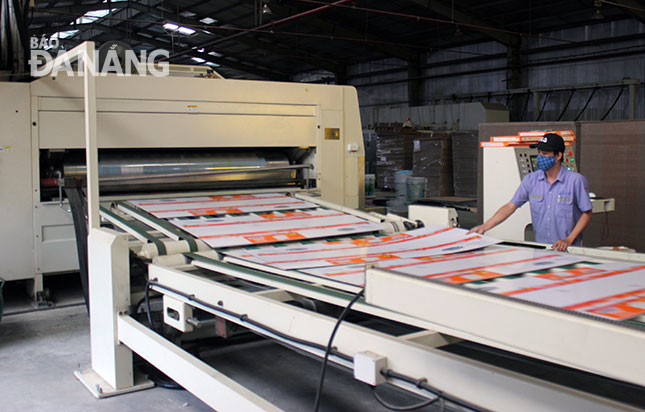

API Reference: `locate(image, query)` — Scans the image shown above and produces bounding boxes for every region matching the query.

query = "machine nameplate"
[324,128,340,140]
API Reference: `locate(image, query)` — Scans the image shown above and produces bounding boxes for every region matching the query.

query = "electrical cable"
[145,281,484,411]
[536,90,551,121]
[521,91,531,121]
[381,369,488,412]
[149,280,353,362]
[372,385,439,411]
[574,87,598,121]
[312,288,364,412]
[144,279,154,328]
[601,86,624,120]
[556,89,575,121]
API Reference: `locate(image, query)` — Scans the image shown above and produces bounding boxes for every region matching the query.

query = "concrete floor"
[0,305,212,412]
[0,302,444,412]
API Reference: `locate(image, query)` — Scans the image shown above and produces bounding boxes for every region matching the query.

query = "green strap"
[100,206,167,255]
[185,252,362,303]
[118,201,198,252]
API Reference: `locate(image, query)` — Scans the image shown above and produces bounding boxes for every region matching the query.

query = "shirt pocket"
[528,193,544,207]
[556,192,573,218]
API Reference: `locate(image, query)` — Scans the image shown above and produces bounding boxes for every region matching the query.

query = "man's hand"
[552,238,573,252]
[467,225,487,235]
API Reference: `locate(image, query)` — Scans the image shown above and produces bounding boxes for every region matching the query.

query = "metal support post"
[75,228,153,397]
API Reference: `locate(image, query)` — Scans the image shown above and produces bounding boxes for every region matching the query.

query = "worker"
[469,133,592,251]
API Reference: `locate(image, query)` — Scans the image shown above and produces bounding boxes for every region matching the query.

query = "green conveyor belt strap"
[118,201,198,252]
[184,252,362,303]
[100,206,168,255]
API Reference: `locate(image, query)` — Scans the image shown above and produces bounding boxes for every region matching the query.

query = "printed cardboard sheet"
[223,226,502,270]
[469,262,645,320]
[466,265,607,295]
[301,247,585,286]
[128,193,317,218]
[169,209,383,248]
[501,263,645,320]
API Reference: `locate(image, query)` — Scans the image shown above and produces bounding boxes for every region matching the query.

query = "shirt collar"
[554,165,567,183]
[536,165,566,182]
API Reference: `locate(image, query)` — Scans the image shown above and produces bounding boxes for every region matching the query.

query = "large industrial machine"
[0,50,365,302]
[9,43,645,411]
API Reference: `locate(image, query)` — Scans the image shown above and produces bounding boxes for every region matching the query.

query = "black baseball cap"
[530,133,565,153]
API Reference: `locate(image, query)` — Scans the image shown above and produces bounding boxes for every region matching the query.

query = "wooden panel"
[579,120,645,252]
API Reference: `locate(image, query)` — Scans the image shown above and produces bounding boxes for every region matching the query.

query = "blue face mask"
[536,154,556,171]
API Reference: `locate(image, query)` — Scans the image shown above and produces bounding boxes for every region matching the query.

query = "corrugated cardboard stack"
[374,124,415,189]
[412,131,453,197]
[452,131,479,197]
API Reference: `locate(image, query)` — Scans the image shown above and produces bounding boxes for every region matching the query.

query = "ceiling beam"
[30,2,127,20]
[29,23,287,80]
[605,0,645,23]
[249,0,417,62]
[126,1,343,73]
[409,0,519,46]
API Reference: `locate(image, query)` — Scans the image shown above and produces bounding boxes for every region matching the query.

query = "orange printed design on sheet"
[190,209,225,216]
[327,254,398,265]
[438,270,504,284]
[587,296,645,320]
[564,289,645,320]
[245,232,306,244]
[536,267,602,281]
[258,211,310,219]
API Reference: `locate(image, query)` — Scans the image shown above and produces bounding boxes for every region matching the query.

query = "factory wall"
[341,18,644,129]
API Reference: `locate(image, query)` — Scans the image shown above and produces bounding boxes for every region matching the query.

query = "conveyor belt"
[127,193,318,218]
[116,193,645,323]
[122,193,384,249]
[223,225,503,269]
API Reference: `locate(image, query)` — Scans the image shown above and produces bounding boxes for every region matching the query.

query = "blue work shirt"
[511,167,592,245]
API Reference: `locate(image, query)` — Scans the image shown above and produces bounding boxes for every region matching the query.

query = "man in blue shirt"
[469,133,592,251]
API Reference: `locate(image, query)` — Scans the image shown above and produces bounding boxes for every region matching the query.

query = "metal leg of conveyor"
[75,228,153,398]
[117,315,284,412]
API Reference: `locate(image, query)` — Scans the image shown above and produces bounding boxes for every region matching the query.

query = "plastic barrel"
[407,177,427,203]
[394,170,412,200]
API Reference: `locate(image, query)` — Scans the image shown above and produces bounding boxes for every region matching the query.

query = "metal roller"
[63,150,303,193]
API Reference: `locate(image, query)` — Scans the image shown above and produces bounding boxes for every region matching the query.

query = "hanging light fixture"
[454,26,464,37]
[591,0,604,20]
[262,1,272,16]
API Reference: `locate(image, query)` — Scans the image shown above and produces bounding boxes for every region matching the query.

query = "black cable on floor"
[312,288,364,412]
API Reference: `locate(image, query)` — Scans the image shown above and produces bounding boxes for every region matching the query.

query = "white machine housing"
[0,73,365,293]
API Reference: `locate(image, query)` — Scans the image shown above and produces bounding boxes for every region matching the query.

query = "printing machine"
[12,43,645,411]
[0,47,365,302]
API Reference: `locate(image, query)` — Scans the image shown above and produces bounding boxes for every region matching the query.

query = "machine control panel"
[514,145,577,179]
